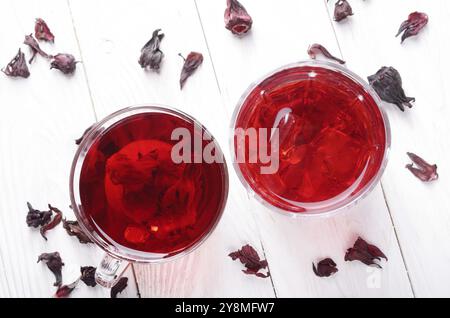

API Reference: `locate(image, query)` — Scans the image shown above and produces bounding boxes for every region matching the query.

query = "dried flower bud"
[40,204,63,240]
[333,0,353,22]
[396,12,428,43]
[368,66,415,111]
[179,52,203,89]
[308,43,345,64]
[63,219,92,244]
[406,152,438,182]
[312,258,338,277]
[24,34,51,63]
[50,53,78,74]
[139,29,164,70]
[345,237,387,268]
[1,49,30,78]
[35,18,55,42]
[54,278,79,298]
[26,202,52,228]
[229,244,270,278]
[80,266,97,287]
[224,0,253,36]
[37,252,64,287]
[111,277,128,298]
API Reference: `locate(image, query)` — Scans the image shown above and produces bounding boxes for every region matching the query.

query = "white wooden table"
[0,0,449,298]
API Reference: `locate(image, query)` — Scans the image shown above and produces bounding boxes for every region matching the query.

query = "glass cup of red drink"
[231,60,391,217]
[70,105,228,287]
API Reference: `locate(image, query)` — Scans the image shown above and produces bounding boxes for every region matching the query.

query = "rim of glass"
[230,60,391,218]
[70,104,229,263]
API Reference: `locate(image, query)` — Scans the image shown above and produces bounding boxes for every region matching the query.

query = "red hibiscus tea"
[76,107,228,257]
[233,62,389,214]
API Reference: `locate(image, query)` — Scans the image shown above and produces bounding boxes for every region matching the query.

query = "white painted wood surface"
[0,0,447,297]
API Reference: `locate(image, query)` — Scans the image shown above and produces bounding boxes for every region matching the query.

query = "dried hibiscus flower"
[345,237,387,268]
[35,18,55,42]
[75,125,93,145]
[368,66,415,111]
[406,152,438,182]
[2,49,30,78]
[308,43,345,65]
[40,204,63,240]
[63,219,92,244]
[50,53,78,74]
[312,258,338,277]
[139,29,164,71]
[111,277,128,298]
[54,278,79,298]
[333,0,353,22]
[24,34,51,63]
[80,266,97,287]
[229,244,270,278]
[38,252,64,286]
[179,52,203,89]
[396,12,428,43]
[26,202,52,228]
[224,0,253,36]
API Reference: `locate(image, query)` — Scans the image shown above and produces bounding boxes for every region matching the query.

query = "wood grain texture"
[326,0,450,297]
[0,0,137,298]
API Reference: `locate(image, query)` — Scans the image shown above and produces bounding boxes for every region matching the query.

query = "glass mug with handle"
[70,105,229,287]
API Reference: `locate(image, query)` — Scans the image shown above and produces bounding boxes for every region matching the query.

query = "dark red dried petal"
[345,237,387,268]
[26,202,52,228]
[308,43,345,64]
[139,29,164,70]
[37,252,64,287]
[396,12,428,43]
[2,49,30,78]
[368,66,415,112]
[111,277,128,298]
[62,219,92,244]
[406,152,438,182]
[224,0,253,36]
[80,266,97,287]
[40,204,63,240]
[229,244,270,278]
[24,34,51,63]
[333,0,353,22]
[75,125,94,145]
[50,53,78,74]
[312,258,338,277]
[179,52,203,89]
[35,18,55,42]
[54,278,79,298]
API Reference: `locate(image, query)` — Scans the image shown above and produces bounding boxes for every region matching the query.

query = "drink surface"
[80,112,227,256]
[234,66,386,212]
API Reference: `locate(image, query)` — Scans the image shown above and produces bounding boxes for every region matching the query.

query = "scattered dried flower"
[75,125,94,145]
[308,43,345,64]
[35,18,55,42]
[345,237,387,268]
[1,49,30,78]
[368,66,415,111]
[312,258,338,277]
[111,277,128,298]
[229,244,270,278]
[139,29,164,71]
[54,278,79,298]
[63,219,92,244]
[179,52,203,89]
[40,204,63,240]
[224,0,253,36]
[406,152,438,182]
[26,202,52,228]
[396,12,428,43]
[37,252,64,286]
[50,53,78,74]
[24,34,51,63]
[80,266,97,287]
[333,0,353,22]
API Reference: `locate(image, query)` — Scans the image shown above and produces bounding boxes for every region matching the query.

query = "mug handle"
[95,253,129,288]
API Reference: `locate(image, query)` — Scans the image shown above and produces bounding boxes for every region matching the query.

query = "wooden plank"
[327,0,450,297]
[68,0,275,297]
[0,0,137,298]
[196,0,413,297]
